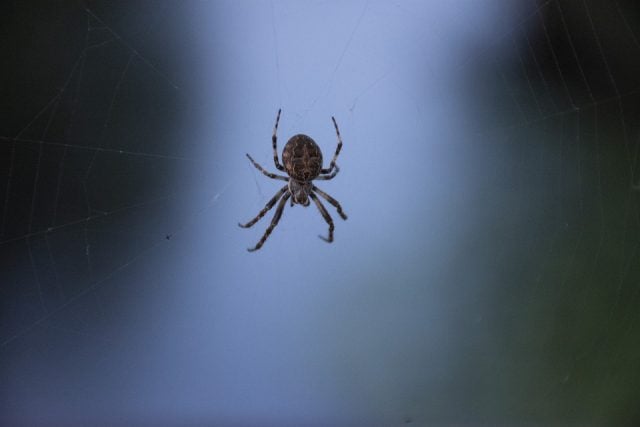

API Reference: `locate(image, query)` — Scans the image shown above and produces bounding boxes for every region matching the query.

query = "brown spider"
[239,109,347,252]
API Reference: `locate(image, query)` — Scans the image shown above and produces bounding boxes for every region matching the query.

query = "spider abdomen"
[282,134,323,182]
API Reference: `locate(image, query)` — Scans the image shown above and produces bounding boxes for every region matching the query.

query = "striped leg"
[320,116,343,174]
[239,185,288,228]
[310,192,334,243]
[246,153,288,181]
[272,108,285,171]
[316,164,340,181]
[313,186,347,220]
[248,192,291,252]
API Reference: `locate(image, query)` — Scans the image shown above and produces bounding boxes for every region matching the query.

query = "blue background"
[2,1,640,425]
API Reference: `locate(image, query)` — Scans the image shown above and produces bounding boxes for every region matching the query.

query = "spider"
[239,109,347,252]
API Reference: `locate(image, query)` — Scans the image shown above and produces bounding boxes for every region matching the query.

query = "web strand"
[82,5,181,91]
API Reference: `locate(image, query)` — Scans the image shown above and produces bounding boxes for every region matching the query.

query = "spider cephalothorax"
[288,179,312,206]
[239,109,347,252]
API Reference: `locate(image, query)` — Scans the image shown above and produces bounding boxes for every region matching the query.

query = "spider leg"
[309,192,334,243]
[239,185,288,228]
[312,186,347,220]
[247,192,291,252]
[320,116,343,174]
[315,164,340,181]
[272,108,285,172]
[246,153,288,181]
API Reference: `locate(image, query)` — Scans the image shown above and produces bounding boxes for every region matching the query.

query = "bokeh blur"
[2,1,640,425]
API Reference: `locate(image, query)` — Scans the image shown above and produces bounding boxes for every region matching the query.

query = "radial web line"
[299,0,370,123]
[44,233,64,300]
[614,0,640,50]
[512,36,543,116]
[0,136,207,163]
[592,105,605,274]
[500,70,528,122]
[523,26,560,113]
[1,237,166,348]
[27,237,48,316]
[556,0,595,103]
[2,54,86,238]
[537,5,576,109]
[270,0,282,106]
[583,0,637,187]
[455,0,555,72]
[1,142,16,239]
[83,5,181,91]
[84,53,133,181]
[1,179,229,348]
[475,86,640,136]
[0,192,180,247]
[28,91,65,235]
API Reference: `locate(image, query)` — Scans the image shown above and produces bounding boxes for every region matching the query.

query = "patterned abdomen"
[282,134,323,182]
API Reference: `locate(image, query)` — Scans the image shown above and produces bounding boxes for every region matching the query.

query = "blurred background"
[2,0,640,425]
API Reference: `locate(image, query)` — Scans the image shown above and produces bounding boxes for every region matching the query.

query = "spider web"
[2,0,640,425]
[458,1,640,422]
[1,2,225,344]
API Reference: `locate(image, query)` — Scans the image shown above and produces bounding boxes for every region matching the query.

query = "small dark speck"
[404,416,412,424]
[165,234,172,240]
